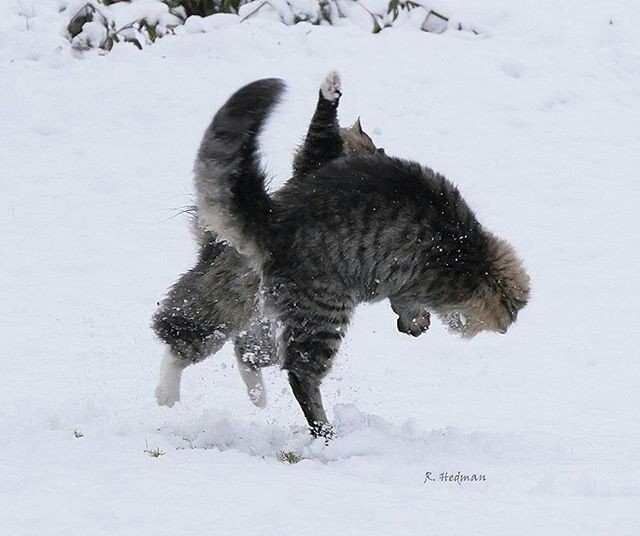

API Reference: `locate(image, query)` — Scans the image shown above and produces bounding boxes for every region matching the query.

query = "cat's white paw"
[237,353,268,408]
[155,383,180,407]
[320,70,342,101]
[248,383,267,408]
[155,350,187,407]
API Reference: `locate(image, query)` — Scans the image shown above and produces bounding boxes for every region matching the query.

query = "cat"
[193,77,530,437]
[153,72,382,409]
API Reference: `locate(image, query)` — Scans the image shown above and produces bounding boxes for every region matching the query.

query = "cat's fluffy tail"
[194,78,285,260]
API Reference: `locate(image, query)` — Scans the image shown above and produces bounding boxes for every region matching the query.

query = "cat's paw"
[320,70,342,101]
[397,308,431,337]
[248,383,267,408]
[155,383,180,407]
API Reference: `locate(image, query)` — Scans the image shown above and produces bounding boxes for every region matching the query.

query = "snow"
[2,1,640,534]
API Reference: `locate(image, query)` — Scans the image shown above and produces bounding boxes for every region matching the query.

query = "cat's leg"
[234,352,266,408]
[152,271,233,407]
[152,313,230,407]
[278,290,353,438]
[155,348,190,408]
[292,71,344,179]
[233,313,275,408]
[288,367,332,438]
[390,298,431,337]
[153,236,259,407]
[285,333,337,438]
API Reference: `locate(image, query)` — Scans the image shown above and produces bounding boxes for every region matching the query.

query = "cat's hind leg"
[155,348,190,408]
[233,313,276,408]
[152,271,235,407]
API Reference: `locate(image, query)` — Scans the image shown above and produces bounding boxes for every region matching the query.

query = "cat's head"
[438,234,530,338]
[340,118,384,155]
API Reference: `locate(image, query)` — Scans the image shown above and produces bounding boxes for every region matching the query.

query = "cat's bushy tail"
[194,78,285,260]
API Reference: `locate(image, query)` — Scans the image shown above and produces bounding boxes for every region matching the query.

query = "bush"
[65,0,460,53]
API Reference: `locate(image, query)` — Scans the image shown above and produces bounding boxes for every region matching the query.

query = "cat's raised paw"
[320,70,342,102]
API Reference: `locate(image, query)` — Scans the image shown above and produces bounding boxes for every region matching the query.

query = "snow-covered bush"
[64,0,466,53]
[66,1,187,51]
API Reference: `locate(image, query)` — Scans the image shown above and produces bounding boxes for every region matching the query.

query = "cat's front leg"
[390,300,431,337]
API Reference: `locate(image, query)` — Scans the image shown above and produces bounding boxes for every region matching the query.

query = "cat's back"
[272,153,475,233]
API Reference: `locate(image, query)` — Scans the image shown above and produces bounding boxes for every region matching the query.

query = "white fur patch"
[155,350,189,407]
[320,70,342,101]
[236,353,267,408]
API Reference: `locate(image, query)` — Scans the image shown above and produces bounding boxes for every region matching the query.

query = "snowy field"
[2,1,640,534]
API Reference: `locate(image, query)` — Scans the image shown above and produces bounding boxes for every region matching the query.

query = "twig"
[240,1,271,22]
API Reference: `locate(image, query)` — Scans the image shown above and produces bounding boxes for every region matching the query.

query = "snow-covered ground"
[2,1,640,534]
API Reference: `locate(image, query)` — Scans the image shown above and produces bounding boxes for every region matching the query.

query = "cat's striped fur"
[152,72,380,409]
[195,78,530,437]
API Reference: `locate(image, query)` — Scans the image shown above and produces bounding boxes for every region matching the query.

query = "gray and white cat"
[153,72,381,409]
[194,77,530,437]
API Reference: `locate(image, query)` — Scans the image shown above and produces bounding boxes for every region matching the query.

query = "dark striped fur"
[195,78,530,437]
[152,72,380,408]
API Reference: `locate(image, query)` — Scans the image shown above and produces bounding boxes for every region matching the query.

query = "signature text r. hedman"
[424,471,487,485]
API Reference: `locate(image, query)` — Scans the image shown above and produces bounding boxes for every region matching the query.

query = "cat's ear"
[351,117,364,134]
